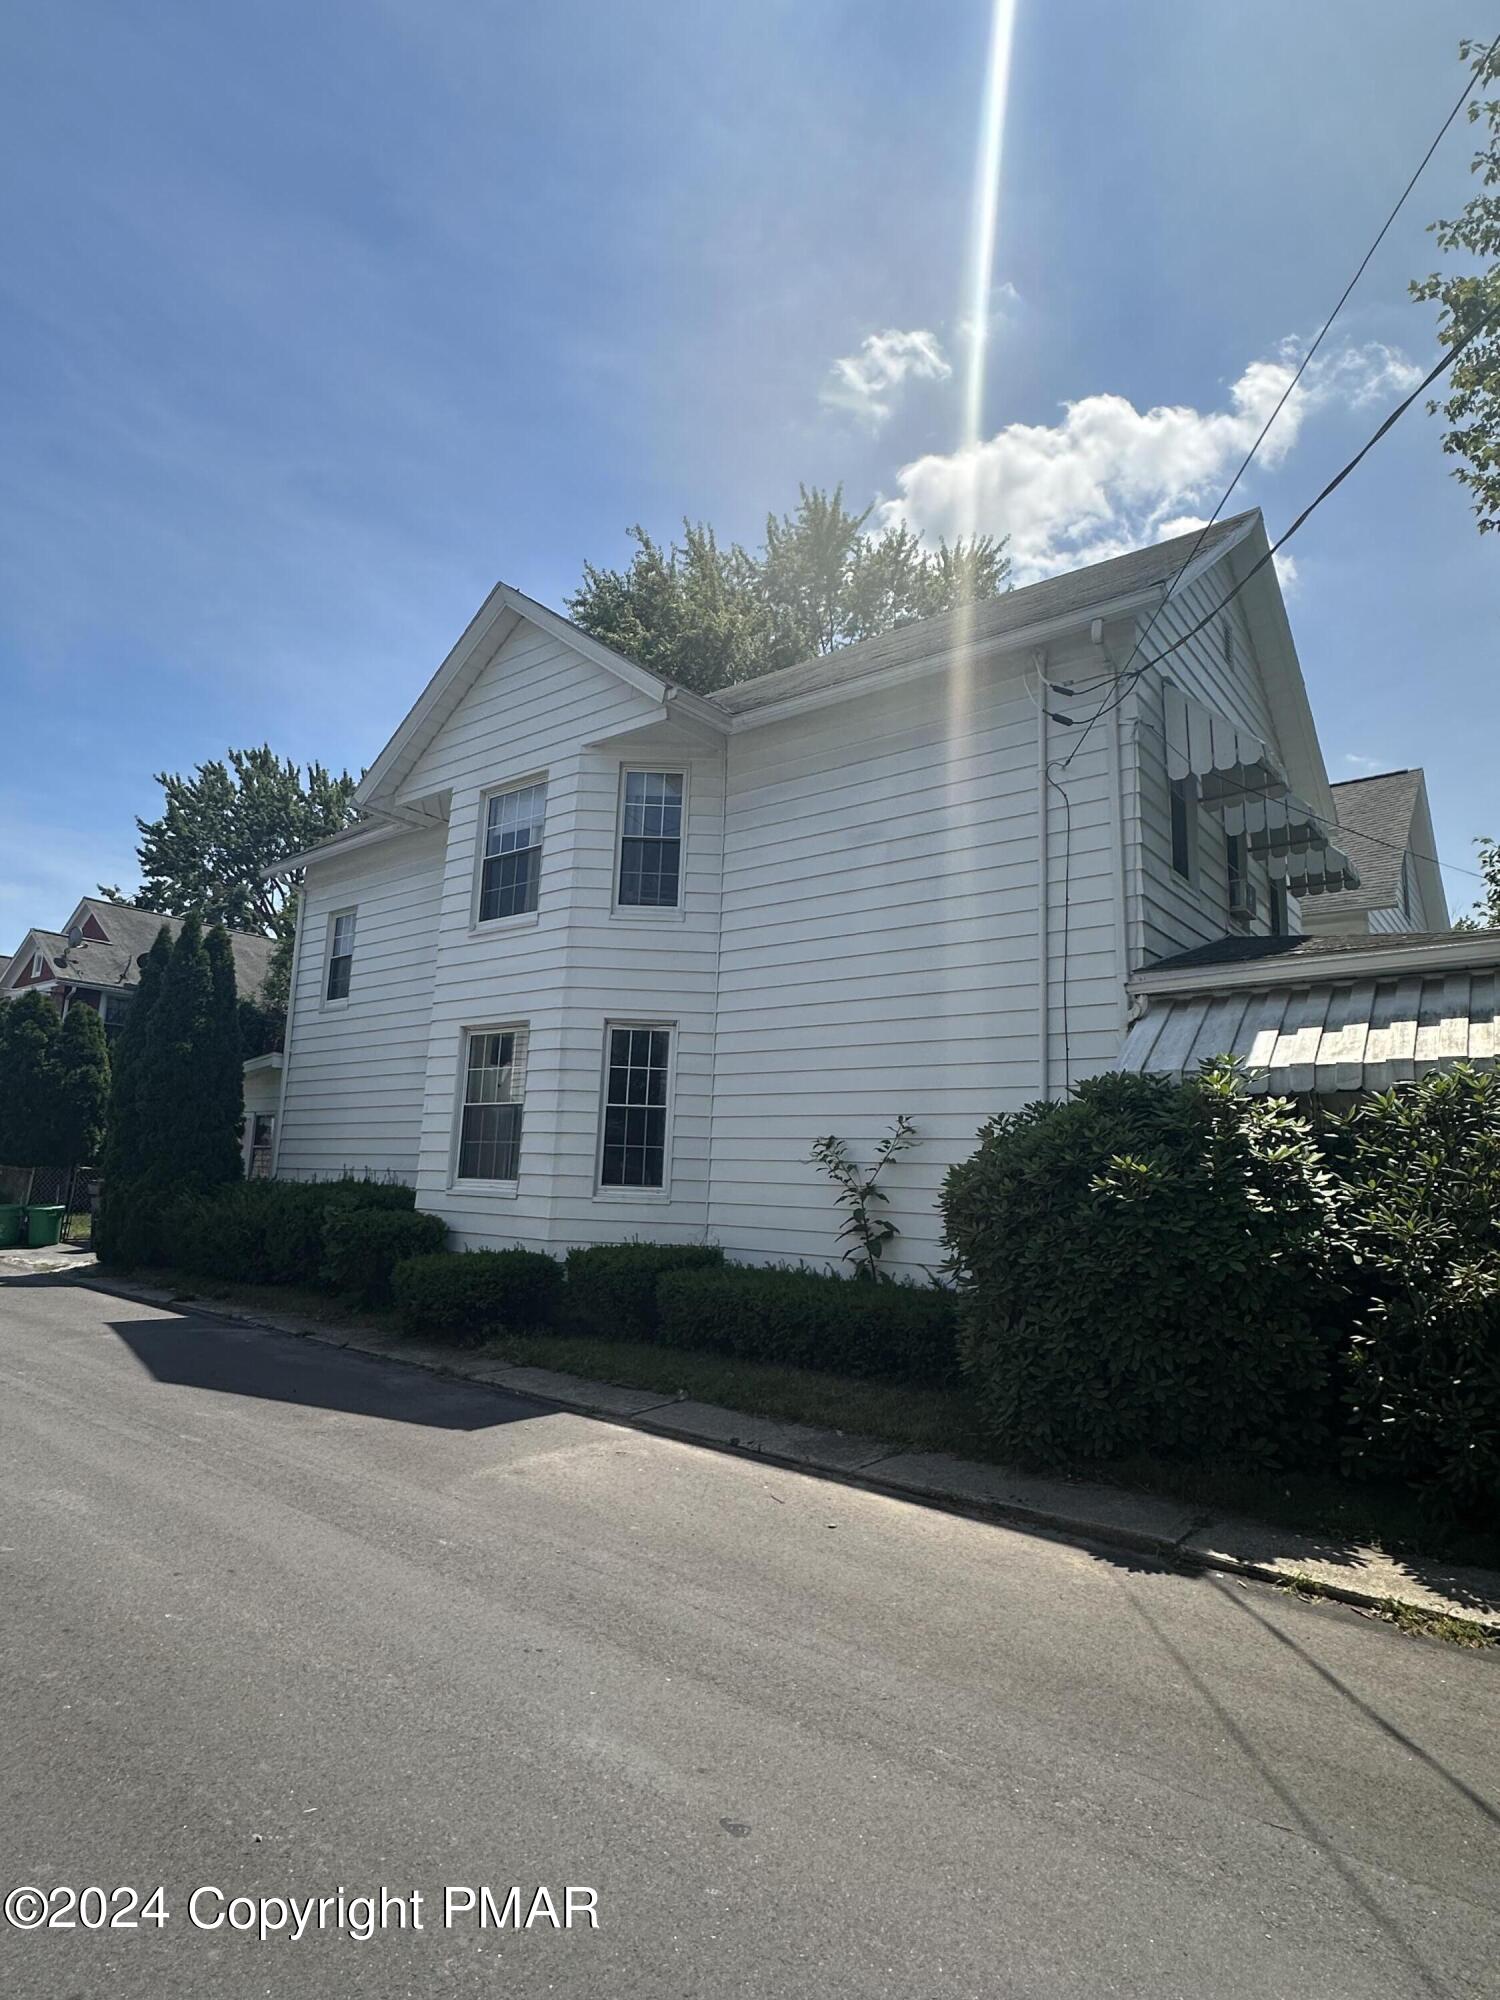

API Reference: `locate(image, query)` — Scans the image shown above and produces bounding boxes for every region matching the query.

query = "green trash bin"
[25,1205,66,1248]
[0,1204,23,1248]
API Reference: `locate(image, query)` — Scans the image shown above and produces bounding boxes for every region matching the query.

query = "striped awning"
[1218,791,1360,892]
[1163,681,1284,803]
[1119,970,1499,1094]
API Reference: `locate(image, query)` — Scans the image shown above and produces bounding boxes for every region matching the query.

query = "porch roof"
[1120,931,1500,1093]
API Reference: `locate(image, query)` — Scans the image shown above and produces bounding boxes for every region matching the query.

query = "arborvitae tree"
[97,926,171,1264]
[54,1004,110,1168]
[0,991,62,1168]
[102,927,171,1185]
[137,913,212,1177]
[202,925,245,1187]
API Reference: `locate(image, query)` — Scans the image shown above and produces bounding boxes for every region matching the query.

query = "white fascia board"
[721,584,1167,731]
[242,1051,284,1075]
[1130,930,1500,998]
[1408,782,1450,930]
[1224,522,1334,821]
[0,931,46,990]
[355,590,520,808]
[262,821,409,880]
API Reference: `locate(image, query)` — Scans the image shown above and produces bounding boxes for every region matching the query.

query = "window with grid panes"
[478,781,547,922]
[599,1026,671,1187]
[617,771,683,908]
[456,1028,528,1181]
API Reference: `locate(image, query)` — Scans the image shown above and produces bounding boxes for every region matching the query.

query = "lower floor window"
[458,1026,528,1181]
[600,1025,671,1188]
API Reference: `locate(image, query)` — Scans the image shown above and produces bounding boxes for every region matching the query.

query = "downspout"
[1034,648,1050,1101]
[1097,620,1131,1037]
[268,888,306,1180]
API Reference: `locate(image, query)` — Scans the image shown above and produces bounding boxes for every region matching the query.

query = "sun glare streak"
[961,0,1019,467]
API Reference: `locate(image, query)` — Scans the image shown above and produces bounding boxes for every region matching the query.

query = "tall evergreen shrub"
[0,990,62,1168]
[54,1003,110,1167]
[942,1065,1348,1469]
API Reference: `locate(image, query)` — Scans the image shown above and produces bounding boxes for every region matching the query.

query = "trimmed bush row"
[322,1207,448,1306]
[655,1264,959,1385]
[170,1175,417,1288]
[393,1250,564,1343]
[563,1242,724,1341]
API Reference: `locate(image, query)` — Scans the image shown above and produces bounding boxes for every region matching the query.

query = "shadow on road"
[97,1301,548,1434]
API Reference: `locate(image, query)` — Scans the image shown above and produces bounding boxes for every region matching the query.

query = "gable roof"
[356,580,728,810]
[1301,769,1448,926]
[711,513,1259,718]
[2,899,277,1001]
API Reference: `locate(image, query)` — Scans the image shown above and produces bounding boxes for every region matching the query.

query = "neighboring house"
[241,1053,283,1177]
[1298,769,1448,939]
[265,505,1474,1275]
[0,898,276,1035]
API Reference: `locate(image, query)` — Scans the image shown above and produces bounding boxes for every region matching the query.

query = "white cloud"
[872,339,1422,582]
[820,327,952,429]
[1341,752,1383,775]
[957,280,1022,343]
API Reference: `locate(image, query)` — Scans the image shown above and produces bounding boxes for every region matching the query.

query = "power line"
[1125,711,1489,884]
[1057,309,1492,769]
[1057,30,1500,768]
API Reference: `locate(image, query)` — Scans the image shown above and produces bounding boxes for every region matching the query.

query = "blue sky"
[2,0,1495,930]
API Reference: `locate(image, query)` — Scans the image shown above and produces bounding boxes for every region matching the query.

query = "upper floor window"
[1267,877,1289,937]
[1169,782,1194,881]
[479,780,547,923]
[325,909,356,1001]
[618,771,684,908]
[456,1026,528,1182]
[1227,833,1249,922]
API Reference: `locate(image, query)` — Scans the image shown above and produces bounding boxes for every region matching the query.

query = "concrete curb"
[67,1267,1500,1637]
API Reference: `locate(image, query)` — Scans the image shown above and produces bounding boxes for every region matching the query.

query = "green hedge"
[171,1177,416,1286]
[655,1263,959,1384]
[322,1207,448,1306]
[564,1242,724,1341]
[1330,1068,1500,1516]
[942,1066,1347,1470]
[393,1249,563,1343]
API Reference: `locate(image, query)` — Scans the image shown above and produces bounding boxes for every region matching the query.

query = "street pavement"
[1,1278,1496,1998]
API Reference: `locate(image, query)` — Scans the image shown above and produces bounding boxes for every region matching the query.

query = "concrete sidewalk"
[12,1247,1497,1635]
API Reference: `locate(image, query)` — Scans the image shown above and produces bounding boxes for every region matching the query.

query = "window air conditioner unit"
[1229,881,1258,923]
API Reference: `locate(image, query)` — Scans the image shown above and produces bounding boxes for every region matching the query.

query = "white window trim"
[321,906,357,1010]
[449,1022,529,1195]
[610,766,689,920]
[471,772,549,932]
[593,1017,677,1203]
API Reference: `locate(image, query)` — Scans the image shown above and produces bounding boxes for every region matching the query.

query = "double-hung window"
[456,1027,528,1182]
[326,910,356,1000]
[617,770,684,908]
[599,1025,671,1188]
[1169,782,1193,882]
[479,780,547,923]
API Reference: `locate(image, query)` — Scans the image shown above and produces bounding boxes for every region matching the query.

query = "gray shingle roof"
[709,512,1259,717]
[5,900,276,1001]
[1309,769,1424,916]
[1144,929,1461,975]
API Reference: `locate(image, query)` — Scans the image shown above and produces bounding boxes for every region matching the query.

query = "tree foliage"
[568,485,1010,695]
[100,746,358,939]
[97,920,243,1265]
[1451,835,1500,929]
[0,992,63,1168]
[54,1004,110,1168]
[1412,38,1500,531]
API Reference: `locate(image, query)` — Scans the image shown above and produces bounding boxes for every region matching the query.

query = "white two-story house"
[268,508,1474,1274]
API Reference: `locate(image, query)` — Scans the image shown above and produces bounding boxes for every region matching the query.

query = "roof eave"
[1130,930,1500,998]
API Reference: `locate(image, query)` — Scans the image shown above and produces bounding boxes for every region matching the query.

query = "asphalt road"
[1,1280,1496,2000]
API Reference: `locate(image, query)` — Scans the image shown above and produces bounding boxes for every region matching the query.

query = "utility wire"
[1058,308,1493,770]
[1056,30,1500,769]
[1125,713,1490,884]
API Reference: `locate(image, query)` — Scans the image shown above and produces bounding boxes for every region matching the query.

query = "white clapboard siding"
[398,620,724,1252]
[707,636,1116,1274]
[276,826,447,1182]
